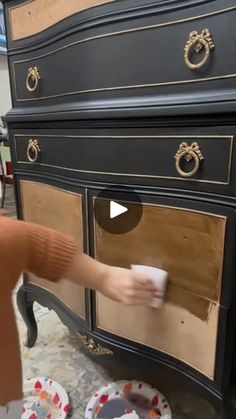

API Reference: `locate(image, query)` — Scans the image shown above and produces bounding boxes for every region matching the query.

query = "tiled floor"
[1,183,16,218]
[3,185,235,418]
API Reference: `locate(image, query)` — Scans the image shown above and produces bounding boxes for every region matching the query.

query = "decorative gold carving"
[78,333,113,355]
[27,139,41,163]
[175,142,204,178]
[184,29,214,69]
[26,66,41,92]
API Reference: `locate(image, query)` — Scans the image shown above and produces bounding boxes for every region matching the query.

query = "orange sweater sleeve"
[0,216,77,294]
[0,216,78,406]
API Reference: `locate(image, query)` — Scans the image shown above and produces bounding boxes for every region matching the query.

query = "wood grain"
[96,294,219,379]
[9,0,115,40]
[94,200,226,309]
[21,181,86,318]
[94,200,226,377]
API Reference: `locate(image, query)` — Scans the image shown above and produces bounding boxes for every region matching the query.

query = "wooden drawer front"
[94,200,226,378]
[10,4,236,107]
[96,295,220,380]
[14,133,233,187]
[8,0,116,41]
[20,180,86,318]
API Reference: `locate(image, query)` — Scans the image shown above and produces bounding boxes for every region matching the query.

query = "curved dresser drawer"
[7,0,116,42]
[12,128,234,195]
[8,1,236,111]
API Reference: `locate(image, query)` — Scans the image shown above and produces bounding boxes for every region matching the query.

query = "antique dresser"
[2,0,236,416]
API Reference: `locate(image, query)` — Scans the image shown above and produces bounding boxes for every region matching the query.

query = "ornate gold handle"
[27,139,41,163]
[184,29,214,69]
[26,66,41,92]
[175,142,204,178]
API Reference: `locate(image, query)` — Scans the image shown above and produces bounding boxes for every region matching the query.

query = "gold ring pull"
[27,139,41,163]
[175,142,204,178]
[26,66,41,92]
[184,29,214,69]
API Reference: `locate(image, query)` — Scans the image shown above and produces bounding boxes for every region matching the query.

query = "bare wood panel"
[95,201,226,378]
[9,0,115,41]
[21,181,85,318]
[95,200,226,313]
[96,294,219,379]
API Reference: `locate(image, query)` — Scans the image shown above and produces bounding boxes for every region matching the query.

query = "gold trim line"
[14,134,233,186]
[12,6,236,101]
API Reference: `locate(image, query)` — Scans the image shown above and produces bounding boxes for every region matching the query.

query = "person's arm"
[65,254,161,305]
[0,217,160,407]
[2,217,159,306]
[24,220,160,305]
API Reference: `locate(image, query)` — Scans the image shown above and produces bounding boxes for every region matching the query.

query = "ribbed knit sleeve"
[0,216,78,406]
[0,217,78,287]
[23,222,77,281]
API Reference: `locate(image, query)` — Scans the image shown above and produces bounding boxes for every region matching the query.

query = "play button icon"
[94,186,143,234]
[110,201,128,219]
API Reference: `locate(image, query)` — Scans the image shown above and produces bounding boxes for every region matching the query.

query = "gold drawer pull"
[26,66,41,92]
[184,29,214,70]
[175,142,204,178]
[27,139,41,163]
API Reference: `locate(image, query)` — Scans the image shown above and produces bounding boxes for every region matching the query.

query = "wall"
[0,54,11,117]
[0,2,12,176]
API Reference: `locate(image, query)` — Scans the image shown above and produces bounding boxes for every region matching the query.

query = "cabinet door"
[20,180,86,319]
[93,193,229,380]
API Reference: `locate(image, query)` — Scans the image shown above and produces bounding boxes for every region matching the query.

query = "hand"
[100,266,162,306]
[65,253,162,306]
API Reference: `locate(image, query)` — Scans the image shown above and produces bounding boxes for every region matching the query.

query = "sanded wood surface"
[96,294,219,379]
[9,0,116,40]
[94,200,226,378]
[21,181,86,318]
[94,200,226,309]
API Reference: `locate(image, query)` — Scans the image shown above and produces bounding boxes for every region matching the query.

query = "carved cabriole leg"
[17,284,38,348]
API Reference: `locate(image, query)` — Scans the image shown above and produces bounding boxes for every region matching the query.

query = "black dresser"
[3,0,236,417]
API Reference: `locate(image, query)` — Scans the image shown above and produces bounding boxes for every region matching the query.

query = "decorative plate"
[85,380,172,419]
[22,377,70,419]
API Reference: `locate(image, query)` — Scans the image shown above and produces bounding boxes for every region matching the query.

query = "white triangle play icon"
[110,201,128,219]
